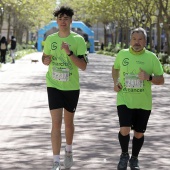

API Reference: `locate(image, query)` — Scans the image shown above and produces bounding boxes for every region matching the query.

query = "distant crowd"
[0,35,17,64]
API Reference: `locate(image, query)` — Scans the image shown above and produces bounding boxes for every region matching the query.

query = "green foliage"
[1,0,56,36]
[163,64,170,74]
[6,49,36,63]
[15,49,36,60]
[166,56,170,64]
[157,53,169,64]
[96,50,115,57]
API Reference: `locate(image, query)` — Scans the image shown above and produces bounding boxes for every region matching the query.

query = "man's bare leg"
[50,108,63,155]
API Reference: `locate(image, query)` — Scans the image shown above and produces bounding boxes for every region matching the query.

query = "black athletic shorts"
[117,105,151,133]
[47,87,80,113]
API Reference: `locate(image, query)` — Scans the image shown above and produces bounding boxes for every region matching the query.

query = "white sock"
[66,144,72,152]
[53,155,60,163]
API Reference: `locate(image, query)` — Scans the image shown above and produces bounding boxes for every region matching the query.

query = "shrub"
[6,49,36,62]
[158,53,169,64]
[163,64,170,74]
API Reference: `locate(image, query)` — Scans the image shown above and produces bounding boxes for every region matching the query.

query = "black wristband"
[67,51,73,56]
[148,75,153,81]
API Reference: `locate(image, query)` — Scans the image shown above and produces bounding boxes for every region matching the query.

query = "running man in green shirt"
[112,27,164,170]
[42,6,88,170]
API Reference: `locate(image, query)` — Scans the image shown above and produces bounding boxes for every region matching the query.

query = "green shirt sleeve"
[76,37,87,55]
[43,36,51,55]
[114,51,121,69]
[152,55,164,75]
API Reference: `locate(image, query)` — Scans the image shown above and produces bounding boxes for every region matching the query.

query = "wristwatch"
[67,51,73,56]
[148,75,153,81]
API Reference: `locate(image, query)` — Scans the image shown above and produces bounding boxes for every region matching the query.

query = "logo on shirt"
[122,58,129,66]
[136,61,144,65]
[51,42,57,50]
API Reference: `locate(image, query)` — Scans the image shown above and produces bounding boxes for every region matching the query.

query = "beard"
[132,44,143,52]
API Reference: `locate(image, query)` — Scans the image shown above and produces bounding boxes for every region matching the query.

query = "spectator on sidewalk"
[112,27,164,170]
[100,42,104,50]
[86,39,91,53]
[0,36,8,64]
[34,41,38,50]
[10,36,17,64]
[42,6,88,170]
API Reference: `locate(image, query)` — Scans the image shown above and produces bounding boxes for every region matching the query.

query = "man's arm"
[69,54,87,71]
[138,68,164,85]
[149,75,164,85]
[61,42,87,71]
[42,53,51,66]
[112,66,122,92]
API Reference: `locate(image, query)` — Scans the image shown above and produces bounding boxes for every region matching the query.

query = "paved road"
[0,52,170,170]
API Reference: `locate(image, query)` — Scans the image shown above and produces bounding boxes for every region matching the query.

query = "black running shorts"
[47,87,80,113]
[117,105,151,133]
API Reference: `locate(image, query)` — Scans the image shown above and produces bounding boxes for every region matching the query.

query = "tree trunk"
[125,27,129,48]
[0,14,3,36]
[115,26,119,45]
[149,24,152,52]
[16,25,23,44]
[165,29,170,55]
[104,25,107,46]
[156,21,161,53]
[26,29,29,44]
[7,14,11,42]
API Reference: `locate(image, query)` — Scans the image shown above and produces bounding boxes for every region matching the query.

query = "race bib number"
[52,67,69,81]
[125,74,143,88]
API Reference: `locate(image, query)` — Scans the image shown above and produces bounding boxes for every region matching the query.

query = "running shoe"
[51,162,61,170]
[129,156,140,170]
[63,149,73,169]
[117,153,130,170]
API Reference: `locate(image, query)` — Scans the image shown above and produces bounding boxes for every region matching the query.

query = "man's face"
[57,14,72,30]
[130,32,146,52]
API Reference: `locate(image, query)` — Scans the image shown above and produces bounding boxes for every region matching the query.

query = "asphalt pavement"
[0,52,170,170]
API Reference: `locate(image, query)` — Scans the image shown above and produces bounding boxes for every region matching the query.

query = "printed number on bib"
[52,68,69,81]
[125,74,143,88]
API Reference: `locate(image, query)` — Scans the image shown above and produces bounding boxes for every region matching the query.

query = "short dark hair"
[131,27,147,40]
[53,6,74,18]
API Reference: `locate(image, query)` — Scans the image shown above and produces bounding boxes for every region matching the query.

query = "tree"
[0,0,56,44]
[53,0,170,53]
[0,1,5,36]
[157,0,170,55]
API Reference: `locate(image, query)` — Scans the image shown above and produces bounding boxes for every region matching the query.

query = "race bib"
[52,67,69,81]
[125,74,143,88]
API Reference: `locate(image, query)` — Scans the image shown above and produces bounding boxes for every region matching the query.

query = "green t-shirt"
[44,31,87,90]
[86,41,91,48]
[114,47,164,110]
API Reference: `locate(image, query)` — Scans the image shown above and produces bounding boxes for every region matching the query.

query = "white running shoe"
[63,149,73,169]
[51,162,61,170]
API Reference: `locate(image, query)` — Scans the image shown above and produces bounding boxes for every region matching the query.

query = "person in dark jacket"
[0,36,8,64]
[10,36,17,63]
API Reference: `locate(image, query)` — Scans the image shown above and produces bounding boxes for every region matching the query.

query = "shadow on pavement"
[0,53,169,169]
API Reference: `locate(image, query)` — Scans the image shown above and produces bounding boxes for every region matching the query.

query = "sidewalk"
[0,52,170,170]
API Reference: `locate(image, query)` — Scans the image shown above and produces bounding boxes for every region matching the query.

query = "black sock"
[132,136,144,158]
[118,131,130,153]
